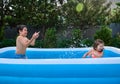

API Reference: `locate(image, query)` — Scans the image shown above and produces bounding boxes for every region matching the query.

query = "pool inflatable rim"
[0,46,120,65]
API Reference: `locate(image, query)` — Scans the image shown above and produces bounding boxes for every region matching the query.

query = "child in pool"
[16,25,39,58]
[83,39,104,58]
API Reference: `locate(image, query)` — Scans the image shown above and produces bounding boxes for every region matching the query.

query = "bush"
[71,29,82,47]
[0,39,16,48]
[111,33,120,48]
[94,25,112,46]
[57,39,71,48]
[30,39,44,48]
[0,26,5,40]
[81,38,93,47]
[43,28,57,48]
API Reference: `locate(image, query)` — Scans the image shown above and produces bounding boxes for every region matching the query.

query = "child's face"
[19,27,28,37]
[96,43,104,52]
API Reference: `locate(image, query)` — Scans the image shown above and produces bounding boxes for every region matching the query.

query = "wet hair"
[17,25,27,33]
[93,39,104,50]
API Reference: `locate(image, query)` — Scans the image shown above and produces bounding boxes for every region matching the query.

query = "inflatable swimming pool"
[0,47,120,84]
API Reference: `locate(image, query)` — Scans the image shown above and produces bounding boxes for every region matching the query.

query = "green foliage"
[1,0,120,48]
[44,28,57,48]
[0,0,64,39]
[111,33,120,48]
[109,2,120,23]
[30,40,44,48]
[0,26,5,40]
[61,0,111,30]
[71,29,82,47]
[57,29,81,48]
[0,39,16,48]
[57,37,93,48]
[94,25,112,46]
[57,39,71,48]
[81,38,93,47]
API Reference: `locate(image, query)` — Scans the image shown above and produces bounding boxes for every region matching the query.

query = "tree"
[0,0,65,40]
[71,29,82,47]
[60,0,112,30]
[94,25,112,46]
[109,2,120,23]
[44,28,57,48]
[0,0,6,40]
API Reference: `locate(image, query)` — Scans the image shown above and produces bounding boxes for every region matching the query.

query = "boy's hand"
[32,31,40,39]
[36,31,40,38]
[37,31,40,34]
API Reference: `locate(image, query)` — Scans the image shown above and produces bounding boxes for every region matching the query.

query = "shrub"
[81,38,93,47]
[71,29,82,47]
[57,39,71,48]
[0,26,5,40]
[30,39,44,48]
[111,33,120,48]
[0,39,16,48]
[94,25,112,46]
[43,28,57,48]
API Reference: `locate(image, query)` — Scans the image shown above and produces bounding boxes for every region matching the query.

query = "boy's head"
[17,25,28,37]
[93,39,104,52]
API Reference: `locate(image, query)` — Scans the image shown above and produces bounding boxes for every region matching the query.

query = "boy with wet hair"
[16,25,39,58]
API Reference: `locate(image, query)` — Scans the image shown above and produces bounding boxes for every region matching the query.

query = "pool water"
[0,49,120,59]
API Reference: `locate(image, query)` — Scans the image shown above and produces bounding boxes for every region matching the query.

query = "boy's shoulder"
[17,36,27,40]
[17,36,22,39]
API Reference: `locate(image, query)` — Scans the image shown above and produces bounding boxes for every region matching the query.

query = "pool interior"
[0,49,120,59]
[0,48,120,84]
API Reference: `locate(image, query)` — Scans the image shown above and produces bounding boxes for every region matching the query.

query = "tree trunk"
[0,0,5,40]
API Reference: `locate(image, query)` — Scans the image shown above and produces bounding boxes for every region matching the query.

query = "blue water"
[0,49,120,59]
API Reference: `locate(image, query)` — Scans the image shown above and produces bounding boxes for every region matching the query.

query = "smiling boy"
[16,25,39,58]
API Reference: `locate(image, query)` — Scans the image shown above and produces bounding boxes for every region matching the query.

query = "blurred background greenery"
[0,0,120,48]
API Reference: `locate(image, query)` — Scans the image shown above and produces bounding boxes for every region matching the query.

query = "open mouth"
[99,48,104,52]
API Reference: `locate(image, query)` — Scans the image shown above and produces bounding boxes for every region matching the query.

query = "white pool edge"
[0,46,120,53]
[0,57,120,64]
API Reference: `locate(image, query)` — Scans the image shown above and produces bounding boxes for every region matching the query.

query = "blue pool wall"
[0,46,120,84]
